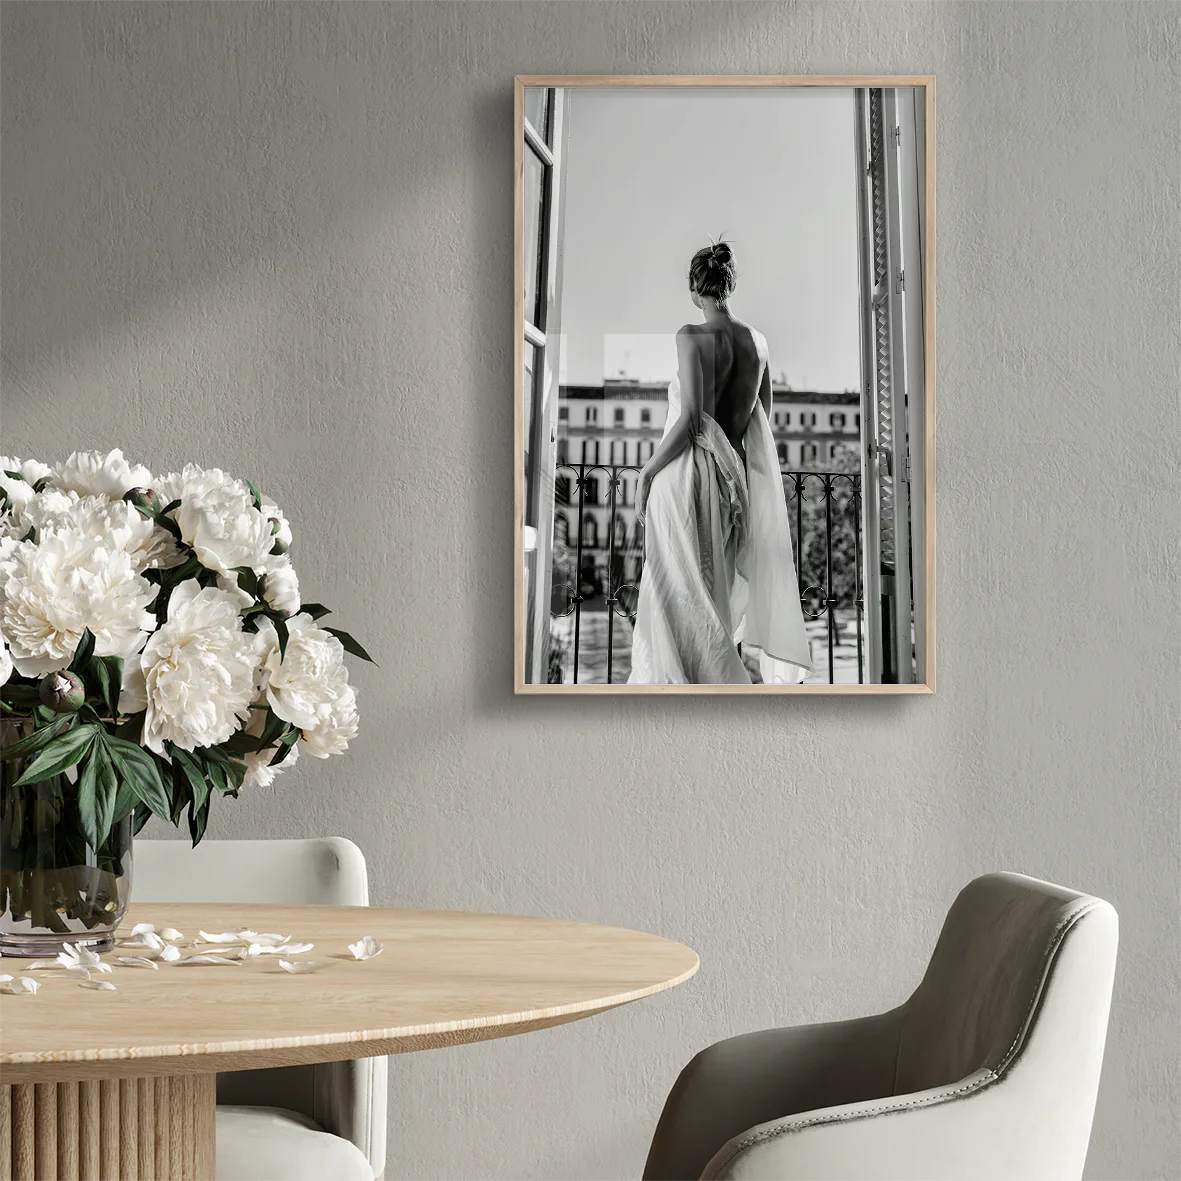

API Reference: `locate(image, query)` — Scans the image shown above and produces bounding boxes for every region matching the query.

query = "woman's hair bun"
[689,239,737,301]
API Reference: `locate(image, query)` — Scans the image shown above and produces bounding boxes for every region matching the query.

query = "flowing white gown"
[627,377,812,685]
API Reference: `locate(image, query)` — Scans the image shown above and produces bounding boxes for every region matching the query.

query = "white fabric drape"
[628,379,811,685]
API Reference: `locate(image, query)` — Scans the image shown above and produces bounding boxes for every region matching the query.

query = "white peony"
[263,615,350,731]
[1,456,53,531]
[0,532,158,678]
[299,685,358,758]
[260,498,293,552]
[0,632,11,687]
[262,556,300,616]
[51,449,153,500]
[162,465,273,576]
[24,491,182,572]
[127,580,262,754]
[241,705,299,788]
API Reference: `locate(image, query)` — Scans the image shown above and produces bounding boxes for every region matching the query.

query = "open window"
[855,87,928,684]
[519,88,568,683]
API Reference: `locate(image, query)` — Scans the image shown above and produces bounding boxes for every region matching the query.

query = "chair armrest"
[643,1009,902,1181]
[699,1068,1036,1180]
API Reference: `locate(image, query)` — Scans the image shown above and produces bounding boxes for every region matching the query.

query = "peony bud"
[38,670,86,713]
[123,487,162,515]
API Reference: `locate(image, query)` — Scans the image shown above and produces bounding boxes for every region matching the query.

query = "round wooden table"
[0,903,698,1180]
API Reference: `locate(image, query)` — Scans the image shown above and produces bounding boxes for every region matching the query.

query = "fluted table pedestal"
[1,1075,214,1181]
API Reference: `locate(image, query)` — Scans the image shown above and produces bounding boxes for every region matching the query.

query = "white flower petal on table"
[25,960,62,970]
[245,932,289,947]
[198,930,243,944]
[79,979,116,991]
[278,960,332,974]
[116,956,160,969]
[177,955,243,966]
[0,974,11,983]
[121,931,166,951]
[348,936,384,961]
[160,928,185,943]
[1,976,40,994]
[128,922,156,937]
[247,941,313,956]
[158,946,182,962]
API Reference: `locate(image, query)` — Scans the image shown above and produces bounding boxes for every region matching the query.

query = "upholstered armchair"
[645,873,1118,1181]
[136,837,387,1181]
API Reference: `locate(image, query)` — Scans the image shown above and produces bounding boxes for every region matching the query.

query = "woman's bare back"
[680,318,769,458]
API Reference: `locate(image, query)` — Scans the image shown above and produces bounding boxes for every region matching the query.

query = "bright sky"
[557,87,861,391]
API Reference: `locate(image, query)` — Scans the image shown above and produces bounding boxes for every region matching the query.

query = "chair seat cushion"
[216,1105,375,1181]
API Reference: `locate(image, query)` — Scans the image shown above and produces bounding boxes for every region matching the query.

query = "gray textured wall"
[2,2,1177,1178]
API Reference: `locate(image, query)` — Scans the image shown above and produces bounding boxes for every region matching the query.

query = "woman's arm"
[637,329,704,521]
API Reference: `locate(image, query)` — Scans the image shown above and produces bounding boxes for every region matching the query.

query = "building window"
[830,412,846,429]
[803,443,818,462]
[776,444,788,466]
[613,407,625,426]
[558,406,568,421]
[801,412,816,428]
[856,413,861,428]
[555,476,570,505]
[557,439,568,466]
[586,406,598,424]
[554,514,568,544]
[773,412,782,426]
[582,516,597,547]
[640,409,651,425]
[584,476,599,504]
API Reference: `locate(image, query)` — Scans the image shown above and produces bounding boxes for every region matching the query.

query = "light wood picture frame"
[515,76,935,695]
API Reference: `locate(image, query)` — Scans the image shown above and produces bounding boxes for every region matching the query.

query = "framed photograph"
[515,76,934,694]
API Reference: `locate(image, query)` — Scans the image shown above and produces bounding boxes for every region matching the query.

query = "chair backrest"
[134,836,370,906]
[896,872,1118,1097]
[135,837,387,1179]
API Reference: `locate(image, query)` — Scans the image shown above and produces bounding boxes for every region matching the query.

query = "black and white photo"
[515,77,934,692]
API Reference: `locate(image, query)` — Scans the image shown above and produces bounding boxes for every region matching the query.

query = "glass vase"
[0,718,133,957]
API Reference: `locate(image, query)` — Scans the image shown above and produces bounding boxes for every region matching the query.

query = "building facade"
[553,379,861,605]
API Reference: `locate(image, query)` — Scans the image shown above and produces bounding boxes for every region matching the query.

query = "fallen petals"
[0,976,40,994]
[348,936,384,961]
[79,979,116,991]
[177,954,243,966]
[116,956,160,970]
[278,960,333,974]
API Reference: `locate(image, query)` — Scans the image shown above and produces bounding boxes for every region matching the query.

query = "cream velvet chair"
[645,873,1118,1181]
[135,838,388,1181]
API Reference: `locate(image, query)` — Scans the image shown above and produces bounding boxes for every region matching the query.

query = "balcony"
[546,463,865,685]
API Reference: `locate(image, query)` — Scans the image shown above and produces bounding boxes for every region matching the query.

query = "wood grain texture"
[1,904,697,1084]
[0,1075,214,1181]
[511,75,937,694]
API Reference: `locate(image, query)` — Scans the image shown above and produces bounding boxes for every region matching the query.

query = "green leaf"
[325,627,376,665]
[268,738,298,768]
[259,709,288,749]
[160,499,182,516]
[93,747,119,847]
[132,803,153,835]
[204,758,228,796]
[76,751,100,849]
[274,615,289,659]
[0,715,71,760]
[299,603,331,621]
[101,734,170,819]
[32,704,55,726]
[90,656,124,719]
[244,479,263,510]
[12,724,99,786]
[170,746,210,814]
[69,630,96,673]
[188,794,210,846]
[231,566,261,599]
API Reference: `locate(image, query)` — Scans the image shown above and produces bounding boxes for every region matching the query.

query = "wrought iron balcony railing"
[548,463,864,685]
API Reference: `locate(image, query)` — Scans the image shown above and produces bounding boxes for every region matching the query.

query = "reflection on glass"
[523,147,545,327]
[523,88,549,139]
